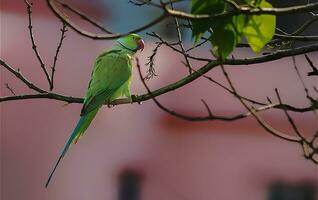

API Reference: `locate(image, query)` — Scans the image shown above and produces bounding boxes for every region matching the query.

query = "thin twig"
[25,0,52,88]
[186,37,210,52]
[46,0,167,40]
[274,33,318,42]
[50,23,67,91]
[149,31,318,63]
[291,14,318,35]
[0,93,82,103]
[55,0,113,34]
[220,64,301,142]
[145,42,161,80]
[164,2,318,20]
[170,1,192,74]
[291,54,318,118]
[274,88,307,141]
[0,59,45,93]
[5,83,16,96]
[305,54,318,76]
[135,58,315,124]
[201,99,213,117]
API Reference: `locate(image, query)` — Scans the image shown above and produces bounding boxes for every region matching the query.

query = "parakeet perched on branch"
[45,34,144,187]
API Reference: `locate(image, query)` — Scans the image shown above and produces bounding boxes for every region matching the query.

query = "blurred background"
[1,1,317,200]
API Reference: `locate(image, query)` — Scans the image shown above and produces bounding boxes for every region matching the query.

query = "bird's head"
[116,33,144,53]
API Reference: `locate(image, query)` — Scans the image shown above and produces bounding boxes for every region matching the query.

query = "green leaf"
[230,14,248,43]
[211,28,236,59]
[210,15,248,59]
[243,0,276,53]
[191,0,225,42]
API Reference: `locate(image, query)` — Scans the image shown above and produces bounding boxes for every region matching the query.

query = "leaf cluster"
[191,0,276,58]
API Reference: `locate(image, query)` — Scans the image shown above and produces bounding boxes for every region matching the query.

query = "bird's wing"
[81,51,132,116]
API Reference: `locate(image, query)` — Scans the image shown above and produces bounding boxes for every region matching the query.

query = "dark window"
[268,181,316,200]
[118,169,143,200]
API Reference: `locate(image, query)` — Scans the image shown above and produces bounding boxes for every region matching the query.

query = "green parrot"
[45,34,144,187]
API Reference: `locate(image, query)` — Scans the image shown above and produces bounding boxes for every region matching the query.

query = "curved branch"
[224,43,318,65]
[25,0,52,88]
[220,64,301,143]
[291,14,318,35]
[275,88,308,142]
[134,58,313,123]
[46,0,167,40]
[149,32,318,62]
[1,42,318,109]
[274,34,318,41]
[50,23,67,91]
[55,0,113,34]
[0,59,45,93]
[0,93,82,103]
[164,2,318,20]
[1,91,316,114]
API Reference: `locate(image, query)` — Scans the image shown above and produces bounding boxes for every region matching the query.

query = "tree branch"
[0,93,82,103]
[164,2,318,20]
[50,23,67,91]
[134,58,314,125]
[220,64,301,142]
[2,40,318,111]
[46,0,167,40]
[55,0,113,34]
[0,59,45,93]
[25,0,52,88]
[305,54,318,76]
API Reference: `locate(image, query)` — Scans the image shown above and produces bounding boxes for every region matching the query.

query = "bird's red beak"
[137,39,145,51]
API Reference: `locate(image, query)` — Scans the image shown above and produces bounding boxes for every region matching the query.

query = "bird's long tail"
[45,107,100,188]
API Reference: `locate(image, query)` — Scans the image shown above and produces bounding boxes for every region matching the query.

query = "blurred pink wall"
[1,1,317,200]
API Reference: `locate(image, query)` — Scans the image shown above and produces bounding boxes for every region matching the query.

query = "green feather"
[45,107,99,188]
[45,34,143,187]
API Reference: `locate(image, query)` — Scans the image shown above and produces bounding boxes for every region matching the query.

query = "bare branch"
[25,0,52,88]
[149,31,318,62]
[291,13,318,35]
[5,83,16,96]
[186,37,210,52]
[46,0,167,40]
[291,54,318,118]
[170,1,193,74]
[145,42,161,80]
[274,33,318,42]
[55,0,113,34]
[2,41,318,111]
[201,99,213,117]
[135,58,315,124]
[50,23,67,91]
[0,59,45,93]
[274,88,307,141]
[164,2,318,20]
[219,64,301,143]
[0,93,82,103]
[305,54,318,76]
